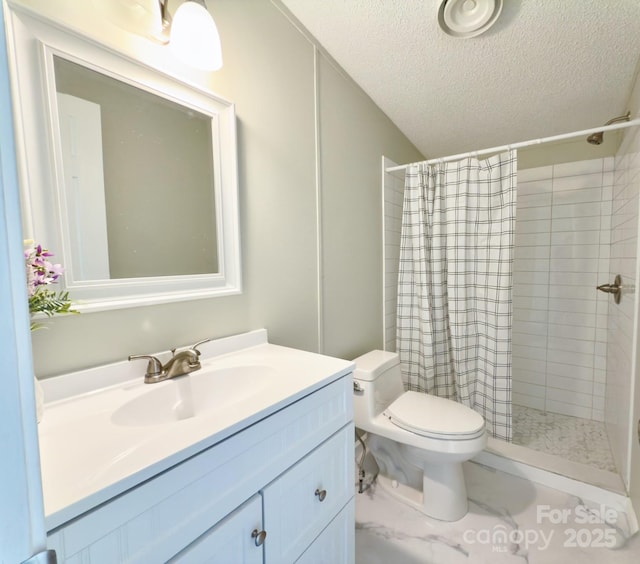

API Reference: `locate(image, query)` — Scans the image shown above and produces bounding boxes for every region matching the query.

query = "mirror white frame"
[5,1,241,313]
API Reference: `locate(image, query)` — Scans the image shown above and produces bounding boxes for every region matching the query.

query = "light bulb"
[170,1,223,71]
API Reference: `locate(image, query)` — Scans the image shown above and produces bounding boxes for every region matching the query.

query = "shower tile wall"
[607,125,640,484]
[383,156,630,433]
[513,158,614,421]
[383,157,404,352]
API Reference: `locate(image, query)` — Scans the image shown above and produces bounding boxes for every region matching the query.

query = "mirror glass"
[53,56,220,281]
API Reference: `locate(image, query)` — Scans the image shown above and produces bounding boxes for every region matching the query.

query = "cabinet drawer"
[262,424,354,563]
[169,495,264,564]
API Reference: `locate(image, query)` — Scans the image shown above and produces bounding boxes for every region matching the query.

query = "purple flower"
[24,240,77,328]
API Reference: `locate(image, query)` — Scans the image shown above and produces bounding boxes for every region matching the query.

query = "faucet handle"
[128,354,164,377]
[191,338,211,356]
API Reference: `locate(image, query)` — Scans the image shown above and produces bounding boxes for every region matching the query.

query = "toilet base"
[376,461,469,522]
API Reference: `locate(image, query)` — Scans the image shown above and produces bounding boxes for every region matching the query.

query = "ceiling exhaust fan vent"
[438,0,503,38]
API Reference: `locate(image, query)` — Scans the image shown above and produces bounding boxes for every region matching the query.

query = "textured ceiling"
[278,0,640,159]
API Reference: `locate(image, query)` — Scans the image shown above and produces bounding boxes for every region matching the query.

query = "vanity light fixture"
[161,0,223,71]
[96,0,223,71]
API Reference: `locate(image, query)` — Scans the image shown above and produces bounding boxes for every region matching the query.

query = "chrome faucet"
[129,338,211,384]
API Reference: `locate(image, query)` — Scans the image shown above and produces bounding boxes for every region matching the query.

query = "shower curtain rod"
[386,117,640,173]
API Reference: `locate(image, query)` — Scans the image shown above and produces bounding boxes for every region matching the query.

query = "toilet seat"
[383,391,485,440]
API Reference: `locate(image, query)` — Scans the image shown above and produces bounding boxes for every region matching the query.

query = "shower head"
[587,111,631,145]
[586,132,604,145]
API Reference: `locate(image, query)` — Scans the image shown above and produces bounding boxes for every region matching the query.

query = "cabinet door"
[169,494,264,564]
[262,425,354,563]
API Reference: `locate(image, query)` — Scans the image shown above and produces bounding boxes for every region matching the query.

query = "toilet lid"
[383,391,485,440]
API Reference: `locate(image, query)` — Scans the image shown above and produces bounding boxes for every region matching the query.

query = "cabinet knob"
[251,528,267,547]
[315,488,327,502]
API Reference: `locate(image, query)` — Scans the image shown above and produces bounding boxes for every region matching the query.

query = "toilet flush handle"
[353,381,363,393]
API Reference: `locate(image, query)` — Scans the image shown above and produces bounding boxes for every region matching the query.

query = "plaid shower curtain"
[396,151,517,441]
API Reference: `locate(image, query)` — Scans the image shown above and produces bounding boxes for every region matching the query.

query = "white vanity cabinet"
[46,375,355,563]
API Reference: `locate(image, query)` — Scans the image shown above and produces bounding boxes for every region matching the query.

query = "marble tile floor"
[512,405,617,473]
[355,461,639,564]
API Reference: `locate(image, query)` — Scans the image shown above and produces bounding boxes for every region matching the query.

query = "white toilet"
[353,350,487,521]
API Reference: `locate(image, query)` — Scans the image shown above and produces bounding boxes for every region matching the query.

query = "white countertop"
[38,330,354,531]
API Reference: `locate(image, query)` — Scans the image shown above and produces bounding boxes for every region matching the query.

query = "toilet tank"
[353,350,405,424]
[353,350,399,382]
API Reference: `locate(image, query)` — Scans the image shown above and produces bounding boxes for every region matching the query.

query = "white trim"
[313,45,324,353]
[627,124,640,513]
[0,1,46,558]
[381,156,387,349]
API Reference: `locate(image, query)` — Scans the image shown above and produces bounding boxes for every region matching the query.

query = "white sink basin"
[111,365,275,427]
[38,329,356,529]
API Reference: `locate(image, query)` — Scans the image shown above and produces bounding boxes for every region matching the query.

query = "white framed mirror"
[7,3,241,312]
